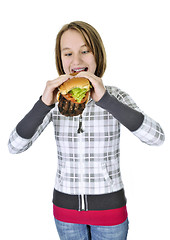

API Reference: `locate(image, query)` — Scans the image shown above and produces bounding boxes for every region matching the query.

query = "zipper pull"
[77,114,84,133]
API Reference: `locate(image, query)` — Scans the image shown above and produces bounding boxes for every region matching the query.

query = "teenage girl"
[8,21,165,240]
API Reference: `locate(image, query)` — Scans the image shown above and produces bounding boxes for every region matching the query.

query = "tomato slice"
[63,92,89,104]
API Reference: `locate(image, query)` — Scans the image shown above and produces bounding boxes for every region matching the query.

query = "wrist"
[95,89,108,104]
[40,96,55,108]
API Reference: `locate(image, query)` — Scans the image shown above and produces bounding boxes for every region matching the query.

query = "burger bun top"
[59,77,90,95]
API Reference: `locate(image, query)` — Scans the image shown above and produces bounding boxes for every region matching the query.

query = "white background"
[0,0,170,239]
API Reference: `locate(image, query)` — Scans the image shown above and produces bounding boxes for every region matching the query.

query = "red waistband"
[53,204,128,226]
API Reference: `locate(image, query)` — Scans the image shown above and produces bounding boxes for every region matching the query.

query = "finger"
[49,74,70,89]
[75,72,98,86]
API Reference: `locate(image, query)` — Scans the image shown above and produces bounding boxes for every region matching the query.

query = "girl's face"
[60,29,97,75]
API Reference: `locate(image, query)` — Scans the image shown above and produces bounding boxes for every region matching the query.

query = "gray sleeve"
[96,90,144,131]
[16,97,55,139]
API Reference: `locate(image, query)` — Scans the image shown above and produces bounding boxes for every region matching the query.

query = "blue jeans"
[54,218,129,240]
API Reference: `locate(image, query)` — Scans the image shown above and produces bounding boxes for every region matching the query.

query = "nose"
[72,53,82,65]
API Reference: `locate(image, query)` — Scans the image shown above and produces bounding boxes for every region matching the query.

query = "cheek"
[61,57,70,72]
[88,56,97,72]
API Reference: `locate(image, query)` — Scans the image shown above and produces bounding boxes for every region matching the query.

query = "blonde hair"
[55,21,106,78]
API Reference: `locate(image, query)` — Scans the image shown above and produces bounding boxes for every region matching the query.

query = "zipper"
[81,194,85,211]
[79,133,86,211]
[77,114,86,211]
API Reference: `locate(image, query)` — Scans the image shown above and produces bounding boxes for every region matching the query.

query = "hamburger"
[57,74,91,117]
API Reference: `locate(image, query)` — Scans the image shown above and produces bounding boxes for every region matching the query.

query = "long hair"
[55,21,106,77]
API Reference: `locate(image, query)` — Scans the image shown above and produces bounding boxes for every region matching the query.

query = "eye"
[82,50,89,54]
[65,53,72,56]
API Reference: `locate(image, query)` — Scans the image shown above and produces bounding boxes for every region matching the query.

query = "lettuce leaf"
[70,88,88,103]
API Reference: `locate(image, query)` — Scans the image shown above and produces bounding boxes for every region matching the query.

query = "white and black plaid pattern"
[8,86,165,195]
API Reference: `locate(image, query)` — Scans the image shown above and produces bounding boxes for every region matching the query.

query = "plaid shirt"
[8,86,165,195]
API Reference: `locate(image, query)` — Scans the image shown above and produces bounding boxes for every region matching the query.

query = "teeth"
[73,67,88,72]
[74,68,85,72]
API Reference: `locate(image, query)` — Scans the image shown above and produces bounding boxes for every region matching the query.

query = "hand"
[76,72,106,102]
[42,74,71,106]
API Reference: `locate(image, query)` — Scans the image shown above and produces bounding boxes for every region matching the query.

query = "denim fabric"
[54,218,129,240]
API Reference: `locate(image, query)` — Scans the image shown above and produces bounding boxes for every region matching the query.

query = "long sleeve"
[96,88,165,146]
[96,91,144,131]
[16,97,55,139]
[8,98,54,154]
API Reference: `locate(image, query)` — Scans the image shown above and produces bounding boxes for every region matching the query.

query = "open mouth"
[71,67,88,73]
